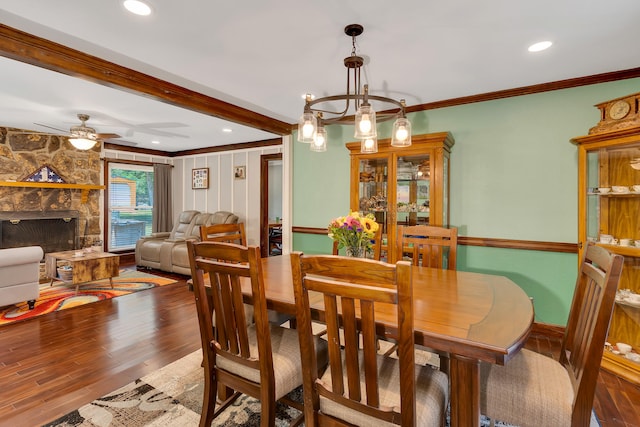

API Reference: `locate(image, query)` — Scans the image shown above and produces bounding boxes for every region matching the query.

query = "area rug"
[0,269,176,326]
[42,348,601,427]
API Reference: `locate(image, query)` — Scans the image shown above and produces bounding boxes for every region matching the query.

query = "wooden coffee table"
[45,250,120,293]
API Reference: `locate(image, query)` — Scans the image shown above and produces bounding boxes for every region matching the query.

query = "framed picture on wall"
[234,166,246,180]
[192,168,209,189]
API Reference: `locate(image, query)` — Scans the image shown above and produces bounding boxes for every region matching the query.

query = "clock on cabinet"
[589,92,640,134]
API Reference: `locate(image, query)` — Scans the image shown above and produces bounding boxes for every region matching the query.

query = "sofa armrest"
[139,232,171,240]
[0,246,44,268]
[164,237,186,243]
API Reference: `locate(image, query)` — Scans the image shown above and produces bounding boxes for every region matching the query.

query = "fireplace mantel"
[0,181,104,203]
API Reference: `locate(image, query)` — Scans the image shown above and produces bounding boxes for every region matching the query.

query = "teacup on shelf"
[625,353,640,363]
[612,186,629,193]
[617,342,632,355]
[599,234,616,245]
[626,294,640,305]
[619,238,633,247]
[633,184,640,193]
[597,187,611,194]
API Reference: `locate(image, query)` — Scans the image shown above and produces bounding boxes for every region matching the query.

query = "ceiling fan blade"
[105,139,138,147]
[96,133,121,139]
[9,130,59,136]
[34,122,69,134]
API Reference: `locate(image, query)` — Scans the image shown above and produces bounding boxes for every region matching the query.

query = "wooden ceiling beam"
[0,23,292,136]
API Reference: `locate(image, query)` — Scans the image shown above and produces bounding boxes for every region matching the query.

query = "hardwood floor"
[0,267,638,426]
[0,268,200,427]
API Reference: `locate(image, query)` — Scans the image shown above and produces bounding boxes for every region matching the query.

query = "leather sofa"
[135,210,238,275]
[0,246,44,309]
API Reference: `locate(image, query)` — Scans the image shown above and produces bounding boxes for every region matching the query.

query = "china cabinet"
[347,132,454,263]
[571,92,640,385]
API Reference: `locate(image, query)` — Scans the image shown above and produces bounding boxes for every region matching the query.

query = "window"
[108,163,154,251]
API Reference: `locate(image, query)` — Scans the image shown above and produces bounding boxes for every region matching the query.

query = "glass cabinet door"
[577,137,640,384]
[357,157,389,234]
[395,154,430,227]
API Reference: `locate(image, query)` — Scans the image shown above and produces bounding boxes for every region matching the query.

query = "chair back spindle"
[396,225,457,269]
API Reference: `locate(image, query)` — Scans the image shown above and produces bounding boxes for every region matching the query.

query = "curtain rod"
[101,157,174,167]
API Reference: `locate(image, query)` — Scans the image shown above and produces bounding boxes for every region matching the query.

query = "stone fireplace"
[0,128,102,251]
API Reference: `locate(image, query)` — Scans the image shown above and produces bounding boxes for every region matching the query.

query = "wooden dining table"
[241,254,534,427]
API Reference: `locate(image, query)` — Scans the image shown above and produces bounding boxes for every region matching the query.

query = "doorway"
[260,153,283,257]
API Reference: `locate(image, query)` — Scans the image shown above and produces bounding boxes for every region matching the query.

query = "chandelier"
[297,24,412,153]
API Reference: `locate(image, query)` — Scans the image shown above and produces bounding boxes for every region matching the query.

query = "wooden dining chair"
[332,226,383,260]
[290,252,449,427]
[390,225,458,370]
[199,221,294,329]
[395,225,458,268]
[188,241,328,427]
[480,243,624,427]
[200,222,246,245]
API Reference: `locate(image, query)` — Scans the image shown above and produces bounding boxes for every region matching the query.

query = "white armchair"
[0,246,44,309]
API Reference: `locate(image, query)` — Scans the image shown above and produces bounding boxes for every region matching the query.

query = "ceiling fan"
[27,113,141,150]
[34,113,120,146]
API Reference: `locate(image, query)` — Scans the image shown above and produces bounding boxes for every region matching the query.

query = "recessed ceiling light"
[528,41,552,52]
[123,0,152,16]
[151,140,160,144]
[222,128,233,133]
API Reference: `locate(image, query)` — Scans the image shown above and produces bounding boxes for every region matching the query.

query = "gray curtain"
[152,164,172,232]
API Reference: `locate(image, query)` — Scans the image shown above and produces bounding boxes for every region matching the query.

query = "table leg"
[109,277,114,289]
[449,354,480,427]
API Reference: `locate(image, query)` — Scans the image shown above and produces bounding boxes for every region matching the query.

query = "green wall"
[292,78,640,325]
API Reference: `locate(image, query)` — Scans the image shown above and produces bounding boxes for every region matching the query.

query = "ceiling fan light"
[297,111,317,143]
[354,105,377,139]
[391,116,412,147]
[361,136,378,154]
[69,137,98,150]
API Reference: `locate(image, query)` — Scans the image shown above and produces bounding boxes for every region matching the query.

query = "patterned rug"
[41,347,601,427]
[42,350,306,427]
[0,269,176,325]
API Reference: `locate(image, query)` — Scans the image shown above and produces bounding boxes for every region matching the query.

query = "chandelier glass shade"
[297,24,412,153]
[310,113,327,152]
[69,137,98,150]
[391,116,412,147]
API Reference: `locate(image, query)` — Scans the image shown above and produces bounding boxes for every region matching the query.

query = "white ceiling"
[1,1,639,152]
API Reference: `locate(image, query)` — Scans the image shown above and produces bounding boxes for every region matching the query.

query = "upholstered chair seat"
[480,348,573,426]
[217,323,327,400]
[319,351,448,427]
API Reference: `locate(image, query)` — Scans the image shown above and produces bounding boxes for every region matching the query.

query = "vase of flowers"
[328,211,379,257]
